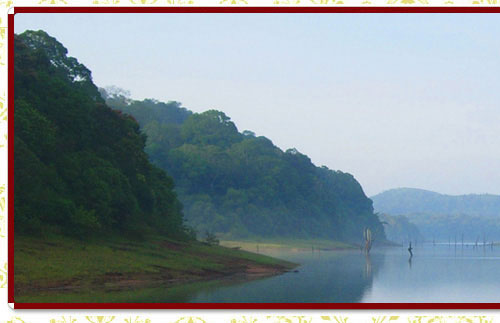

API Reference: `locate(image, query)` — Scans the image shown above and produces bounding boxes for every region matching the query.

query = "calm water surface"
[177,243,500,303]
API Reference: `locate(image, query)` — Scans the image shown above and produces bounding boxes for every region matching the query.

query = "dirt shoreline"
[96,258,294,292]
[15,247,296,299]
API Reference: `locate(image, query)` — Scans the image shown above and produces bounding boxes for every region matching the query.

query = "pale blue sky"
[15,13,500,196]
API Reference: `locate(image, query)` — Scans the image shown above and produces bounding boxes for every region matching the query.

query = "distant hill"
[372,188,500,242]
[372,188,500,217]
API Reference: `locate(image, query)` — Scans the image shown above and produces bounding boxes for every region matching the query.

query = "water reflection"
[183,248,386,303]
[364,254,372,279]
[49,243,500,303]
[361,243,500,302]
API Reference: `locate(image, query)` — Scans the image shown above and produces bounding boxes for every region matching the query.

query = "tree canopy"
[15,30,190,240]
[106,92,385,242]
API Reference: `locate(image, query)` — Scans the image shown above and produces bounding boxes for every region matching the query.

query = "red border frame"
[8,5,500,310]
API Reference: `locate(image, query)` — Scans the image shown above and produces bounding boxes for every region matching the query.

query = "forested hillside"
[372,188,500,216]
[378,213,423,244]
[14,31,190,240]
[372,188,500,242]
[103,90,385,242]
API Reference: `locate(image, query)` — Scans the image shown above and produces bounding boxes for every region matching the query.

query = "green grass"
[14,234,296,302]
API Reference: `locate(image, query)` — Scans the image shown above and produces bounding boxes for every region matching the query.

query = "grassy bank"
[15,235,296,303]
[220,238,357,252]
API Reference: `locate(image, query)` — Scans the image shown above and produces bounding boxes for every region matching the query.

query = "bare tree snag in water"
[364,228,373,254]
[408,241,413,258]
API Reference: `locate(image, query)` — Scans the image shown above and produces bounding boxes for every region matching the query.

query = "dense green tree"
[15,30,190,240]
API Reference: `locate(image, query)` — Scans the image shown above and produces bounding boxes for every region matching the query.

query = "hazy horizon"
[371,186,500,198]
[15,13,500,196]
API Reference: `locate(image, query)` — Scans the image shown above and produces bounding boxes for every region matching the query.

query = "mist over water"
[159,244,500,303]
[361,244,500,302]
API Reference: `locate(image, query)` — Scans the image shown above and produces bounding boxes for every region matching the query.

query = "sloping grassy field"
[15,235,296,303]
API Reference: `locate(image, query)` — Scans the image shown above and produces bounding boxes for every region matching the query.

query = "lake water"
[172,243,500,303]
